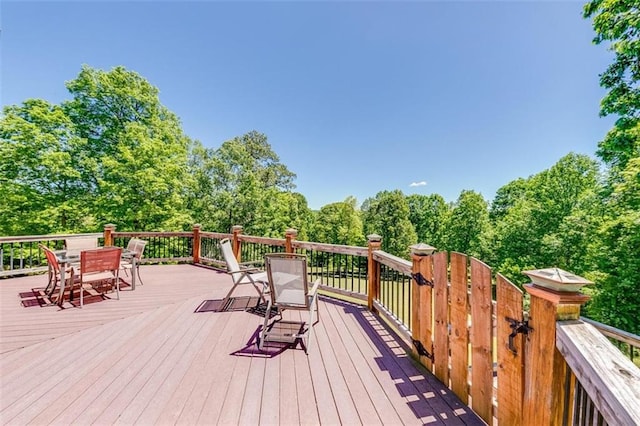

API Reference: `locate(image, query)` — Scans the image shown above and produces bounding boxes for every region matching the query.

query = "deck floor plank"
[0,264,484,425]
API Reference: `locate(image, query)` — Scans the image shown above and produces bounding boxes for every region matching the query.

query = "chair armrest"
[308,279,321,297]
[239,266,263,273]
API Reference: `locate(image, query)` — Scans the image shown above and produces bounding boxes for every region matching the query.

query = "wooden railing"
[2,224,639,424]
[0,232,103,277]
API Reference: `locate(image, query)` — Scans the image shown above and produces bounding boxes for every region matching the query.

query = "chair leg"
[220,284,239,312]
[259,299,272,351]
[115,274,120,300]
[136,265,144,286]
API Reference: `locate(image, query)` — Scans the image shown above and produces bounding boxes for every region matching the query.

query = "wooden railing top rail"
[373,250,412,275]
[0,233,102,243]
[238,235,285,246]
[293,240,368,257]
[112,231,193,238]
[200,231,231,239]
[581,316,640,348]
[556,320,640,425]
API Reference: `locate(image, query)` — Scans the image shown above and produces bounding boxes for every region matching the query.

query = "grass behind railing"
[379,263,412,330]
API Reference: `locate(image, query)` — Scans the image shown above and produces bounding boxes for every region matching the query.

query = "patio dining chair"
[77,247,122,308]
[38,244,75,305]
[219,238,268,311]
[65,236,98,257]
[120,238,147,285]
[259,253,320,354]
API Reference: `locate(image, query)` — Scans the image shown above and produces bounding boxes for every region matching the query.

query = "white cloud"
[409,181,427,187]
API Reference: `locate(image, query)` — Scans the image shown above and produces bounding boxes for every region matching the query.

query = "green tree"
[445,190,490,258]
[205,130,300,234]
[63,65,192,231]
[490,153,601,285]
[311,197,365,246]
[0,99,92,235]
[362,190,417,257]
[406,194,450,250]
[588,158,640,333]
[584,0,640,171]
[584,0,640,333]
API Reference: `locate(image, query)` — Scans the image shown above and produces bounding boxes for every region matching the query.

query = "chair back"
[39,244,61,273]
[265,253,309,309]
[66,237,98,256]
[81,247,122,275]
[220,238,241,274]
[127,238,147,259]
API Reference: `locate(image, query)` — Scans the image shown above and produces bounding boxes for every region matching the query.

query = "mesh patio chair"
[219,238,268,311]
[77,247,122,308]
[259,253,320,354]
[120,238,147,285]
[65,236,98,257]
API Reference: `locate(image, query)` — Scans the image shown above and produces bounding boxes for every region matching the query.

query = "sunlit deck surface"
[0,264,484,425]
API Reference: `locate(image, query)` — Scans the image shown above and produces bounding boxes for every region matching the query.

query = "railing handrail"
[293,240,368,257]
[373,250,412,275]
[556,320,640,425]
[0,232,102,243]
[580,316,640,348]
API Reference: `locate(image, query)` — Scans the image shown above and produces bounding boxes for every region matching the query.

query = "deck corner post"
[367,234,382,312]
[285,228,298,254]
[192,224,202,264]
[522,273,591,426]
[410,243,436,370]
[103,224,116,247]
[232,225,243,261]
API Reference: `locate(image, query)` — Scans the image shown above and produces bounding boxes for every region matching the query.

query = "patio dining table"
[52,247,137,306]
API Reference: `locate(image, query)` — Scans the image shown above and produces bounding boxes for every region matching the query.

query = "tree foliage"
[362,190,417,257]
[311,197,365,246]
[406,194,450,250]
[584,0,640,171]
[445,190,490,259]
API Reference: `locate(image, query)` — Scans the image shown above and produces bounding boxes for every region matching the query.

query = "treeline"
[1,1,638,334]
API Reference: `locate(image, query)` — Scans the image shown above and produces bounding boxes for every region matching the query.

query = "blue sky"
[2,1,614,210]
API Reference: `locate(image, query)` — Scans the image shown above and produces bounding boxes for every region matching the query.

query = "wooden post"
[367,234,382,312]
[192,224,201,264]
[522,281,590,425]
[285,228,297,254]
[410,243,436,370]
[232,225,243,261]
[103,224,116,247]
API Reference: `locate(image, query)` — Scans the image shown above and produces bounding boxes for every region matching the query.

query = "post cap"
[285,228,298,236]
[523,268,593,293]
[367,234,382,242]
[192,223,202,229]
[104,224,117,230]
[410,243,436,256]
[231,225,243,232]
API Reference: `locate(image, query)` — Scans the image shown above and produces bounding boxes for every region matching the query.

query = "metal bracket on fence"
[412,339,434,361]
[505,316,533,355]
[411,272,433,288]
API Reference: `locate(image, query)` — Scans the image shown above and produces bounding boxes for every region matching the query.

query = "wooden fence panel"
[419,255,434,371]
[449,252,469,403]
[496,274,524,425]
[433,251,449,385]
[470,258,494,424]
[411,254,435,370]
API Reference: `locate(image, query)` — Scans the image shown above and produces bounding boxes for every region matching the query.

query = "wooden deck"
[0,264,484,425]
